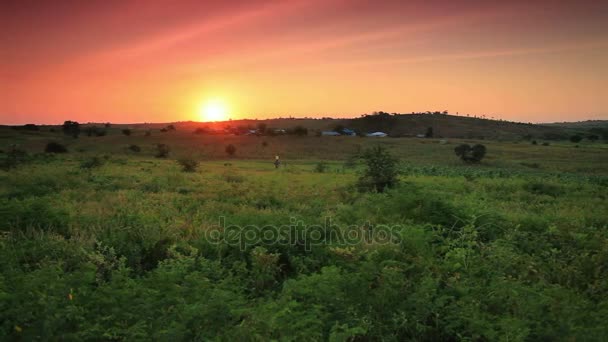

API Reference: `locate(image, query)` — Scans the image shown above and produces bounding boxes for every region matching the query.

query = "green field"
[1,127,608,340]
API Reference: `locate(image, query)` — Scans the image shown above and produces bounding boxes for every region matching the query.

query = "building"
[366,132,388,137]
[321,131,341,136]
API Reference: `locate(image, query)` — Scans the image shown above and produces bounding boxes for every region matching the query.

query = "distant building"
[322,131,341,136]
[416,134,426,138]
[366,132,388,137]
[342,128,356,136]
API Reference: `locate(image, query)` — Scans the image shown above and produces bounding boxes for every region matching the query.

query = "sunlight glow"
[200,100,228,122]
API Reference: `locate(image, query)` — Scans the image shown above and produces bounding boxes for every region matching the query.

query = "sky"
[1,0,608,124]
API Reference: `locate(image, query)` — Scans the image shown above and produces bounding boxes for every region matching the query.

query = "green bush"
[314,161,328,173]
[357,145,399,192]
[155,144,170,158]
[454,144,486,163]
[45,142,68,153]
[80,156,104,169]
[177,158,199,172]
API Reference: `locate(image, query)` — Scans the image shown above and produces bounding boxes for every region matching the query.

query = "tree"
[62,121,80,138]
[570,135,582,143]
[155,144,170,158]
[454,144,486,163]
[587,134,599,142]
[45,142,68,153]
[225,144,236,157]
[357,145,400,192]
[291,126,308,136]
[425,127,433,138]
[122,129,132,136]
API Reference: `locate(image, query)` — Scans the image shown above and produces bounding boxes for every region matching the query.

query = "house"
[416,134,426,138]
[366,132,387,137]
[321,131,341,136]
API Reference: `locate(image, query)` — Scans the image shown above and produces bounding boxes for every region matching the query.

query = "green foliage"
[454,144,486,163]
[45,142,68,153]
[314,161,328,173]
[80,156,105,170]
[155,144,170,158]
[0,146,28,170]
[177,158,199,172]
[357,145,399,192]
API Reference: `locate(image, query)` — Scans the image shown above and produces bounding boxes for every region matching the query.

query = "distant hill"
[11,114,605,141]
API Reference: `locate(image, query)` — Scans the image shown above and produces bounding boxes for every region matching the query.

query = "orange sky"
[2,0,607,124]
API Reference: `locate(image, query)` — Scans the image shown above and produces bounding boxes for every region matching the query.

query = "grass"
[1,127,607,340]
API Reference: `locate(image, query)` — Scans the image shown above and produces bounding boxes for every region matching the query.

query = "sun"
[200,100,228,122]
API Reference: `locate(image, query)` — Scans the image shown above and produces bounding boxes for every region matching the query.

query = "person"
[274,155,280,169]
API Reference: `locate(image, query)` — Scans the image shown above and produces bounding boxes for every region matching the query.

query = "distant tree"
[587,134,599,142]
[357,145,400,192]
[454,144,486,163]
[531,140,538,145]
[425,127,433,138]
[128,144,141,152]
[155,144,170,158]
[62,121,80,138]
[570,135,582,143]
[225,144,236,157]
[122,129,132,136]
[144,130,152,137]
[333,124,346,134]
[160,128,168,133]
[104,122,111,128]
[194,127,208,135]
[45,142,68,153]
[291,126,308,136]
[167,124,176,131]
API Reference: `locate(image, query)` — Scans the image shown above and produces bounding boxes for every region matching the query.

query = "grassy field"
[1,127,608,340]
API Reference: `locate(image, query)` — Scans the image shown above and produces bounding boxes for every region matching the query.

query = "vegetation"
[226,144,236,157]
[454,144,486,163]
[357,145,400,192]
[1,125,607,340]
[155,144,170,158]
[45,142,68,154]
[177,158,199,172]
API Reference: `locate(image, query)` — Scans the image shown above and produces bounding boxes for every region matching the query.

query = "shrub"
[314,162,328,173]
[122,129,132,136]
[80,156,104,169]
[45,142,68,153]
[531,140,537,145]
[144,130,152,137]
[587,134,599,142]
[155,144,170,158]
[542,142,550,146]
[1,146,28,170]
[225,144,236,157]
[128,144,141,152]
[454,144,486,163]
[62,120,80,138]
[177,158,199,172]
[570,135,582,143]
[357,145,399,192]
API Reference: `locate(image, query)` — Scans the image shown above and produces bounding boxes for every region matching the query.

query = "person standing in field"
[274,155,280,169]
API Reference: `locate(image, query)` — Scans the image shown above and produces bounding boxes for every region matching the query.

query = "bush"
[155,144,170,158]
[570,135,582,143]
[1,146,28,170]
[122,129,132,136]
[128,144,141,152]
[177,158,199,172]
[314,162,328,173]
[454,144,486,163]
[225,144,236,157]
[45,142,68,153]
[357,145,399,192]
[531,140,537,145]
[80,156,104,169]
[62,120,80,138]
[542,142,550,146]
[144,130,152,137]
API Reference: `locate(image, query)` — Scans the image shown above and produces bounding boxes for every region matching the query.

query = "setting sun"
[200,100,228,122]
